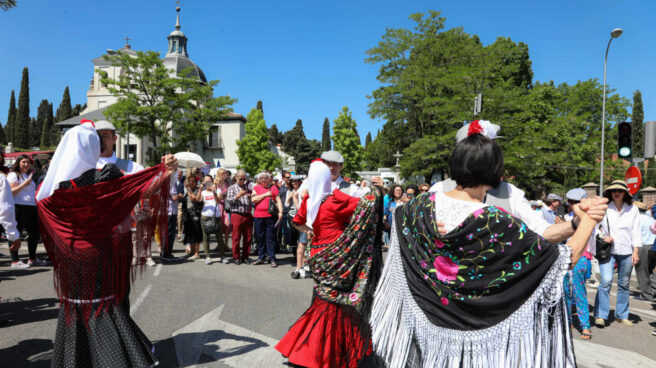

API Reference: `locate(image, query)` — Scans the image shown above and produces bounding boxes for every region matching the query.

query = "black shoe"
[291,270,300,279]
[271,261,278,268]
[252,259,265,265]
[243,258,252,265]
[235,259,241,265]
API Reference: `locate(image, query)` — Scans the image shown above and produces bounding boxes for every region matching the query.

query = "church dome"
[162,5,207,83]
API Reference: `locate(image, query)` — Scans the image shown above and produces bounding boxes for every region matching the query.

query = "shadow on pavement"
[0,338,52,367]
[154,329,269,367]
[0,267,51,281]
[0,297,59,327]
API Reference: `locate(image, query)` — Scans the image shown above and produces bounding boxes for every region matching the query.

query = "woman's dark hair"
[603,189,632,206]
[388,184,403,201]
[10,155,33,175]
[449,134,504,189]
[405,184,419,194]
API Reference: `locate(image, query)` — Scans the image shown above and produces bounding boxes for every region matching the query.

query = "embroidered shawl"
[306,187,384,315]
[370,193,575,368]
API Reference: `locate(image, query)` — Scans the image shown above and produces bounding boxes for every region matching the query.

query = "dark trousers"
[636,245,656,299]
[10,204,39,262]
[231,213,253,261]
[163,215,177,257]
[254,216,276,262]
[201,216,226,258]
[282,213,298,249]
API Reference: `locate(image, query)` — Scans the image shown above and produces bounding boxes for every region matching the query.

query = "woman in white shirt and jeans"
[200,175,227,265]
[7,155,44,267]
[594,180,641,327]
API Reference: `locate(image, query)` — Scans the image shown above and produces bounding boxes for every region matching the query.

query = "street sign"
[624,166,642,195]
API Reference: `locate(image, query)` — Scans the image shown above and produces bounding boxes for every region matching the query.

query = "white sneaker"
[303,265,310,272]
[11,260,30,269]
[205,257,212,265]
[298,268,306,279]
[146,257,156,267]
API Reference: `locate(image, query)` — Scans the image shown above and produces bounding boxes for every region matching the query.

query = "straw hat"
[603,180,632,198]
[634,201,647,211]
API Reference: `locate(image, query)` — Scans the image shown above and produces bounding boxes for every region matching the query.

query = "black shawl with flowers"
[370,193,575,368]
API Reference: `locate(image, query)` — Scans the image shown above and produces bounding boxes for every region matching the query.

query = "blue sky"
[1,0,654,143]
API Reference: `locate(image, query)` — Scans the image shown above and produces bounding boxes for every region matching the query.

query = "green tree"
[72,103,86,117]
[364,132,372,149]
[283,119,316,174]
[0,0,16,11]
[100,50,234,163]
[632,90,644,158]
[32,99,51,147]
[5,90,16,144]
[321,117,331,151]
[0,123,5,145]
[54,86,73,123]
[40,101,55,147]
[332,106,363,177]
[236,107,281,175]
[257,100,263,112]
[14,67,30,149]
[268,123,284,145]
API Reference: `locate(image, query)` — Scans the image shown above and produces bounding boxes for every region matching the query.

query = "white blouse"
[7,172,36,206]
[433,192,487,233]
[599,202,641,255]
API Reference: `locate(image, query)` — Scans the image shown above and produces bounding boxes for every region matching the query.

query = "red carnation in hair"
[467,120,482,136]
[80,119,95,127]
[312,158,323,163]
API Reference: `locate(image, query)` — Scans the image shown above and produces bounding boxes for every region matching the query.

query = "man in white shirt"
[320,150,383,197]
[430,122,581,244]
[95,120,145,174]
[634,201,656,301]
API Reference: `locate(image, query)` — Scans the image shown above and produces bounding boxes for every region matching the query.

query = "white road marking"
[153,263,162,277]
[173,304,286,368]
[574,339,656,367]
[130,284,152,316]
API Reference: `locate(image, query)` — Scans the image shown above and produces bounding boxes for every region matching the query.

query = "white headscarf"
[305,161,332,228]
[36,122,100,202]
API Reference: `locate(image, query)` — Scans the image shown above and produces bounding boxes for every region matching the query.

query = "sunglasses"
[420,189,429,193]
[610,189,625,194]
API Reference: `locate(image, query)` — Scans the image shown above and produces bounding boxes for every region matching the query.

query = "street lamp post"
[599,28,623,195]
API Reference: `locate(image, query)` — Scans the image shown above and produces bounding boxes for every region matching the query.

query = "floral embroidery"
[513,261,522,270]
[440,297,449,305]
[434,238,445,249]
[432,256,459,283]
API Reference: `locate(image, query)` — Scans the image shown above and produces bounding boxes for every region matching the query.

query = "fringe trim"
[370,221,575,368]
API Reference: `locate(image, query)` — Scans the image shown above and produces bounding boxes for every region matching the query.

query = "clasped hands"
[573,196,608,224]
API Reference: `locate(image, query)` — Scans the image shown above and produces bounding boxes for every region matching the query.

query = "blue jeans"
[254,217,276,262]
[594,254,633,320]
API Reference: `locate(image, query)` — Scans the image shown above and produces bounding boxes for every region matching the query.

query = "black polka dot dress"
[50,165,159,368]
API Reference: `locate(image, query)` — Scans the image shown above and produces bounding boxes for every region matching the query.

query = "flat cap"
[321,150,344,164]
[289,175,302,180]
[546,193,563,202]
[94,120,116,131]
[565,188,587,202]
[529,200,538,207]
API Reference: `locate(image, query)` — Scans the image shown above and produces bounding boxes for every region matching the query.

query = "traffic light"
[617,121,632,160]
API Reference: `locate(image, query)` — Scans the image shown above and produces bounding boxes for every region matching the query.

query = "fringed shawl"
[371,193,575,368]
[37,163,170,325]
[307,187,384,318]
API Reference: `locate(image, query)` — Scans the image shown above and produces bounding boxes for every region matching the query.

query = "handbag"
[595,217,612,262]
[202,217,219,233]
[224,200,232,213]
[268,194,279,217]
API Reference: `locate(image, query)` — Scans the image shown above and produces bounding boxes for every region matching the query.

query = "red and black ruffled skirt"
[275,292,372,368]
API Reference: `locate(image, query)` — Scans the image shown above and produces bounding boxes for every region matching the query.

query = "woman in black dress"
[36,122,177,367]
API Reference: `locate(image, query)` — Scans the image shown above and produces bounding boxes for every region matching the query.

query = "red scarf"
[37,163,170,324]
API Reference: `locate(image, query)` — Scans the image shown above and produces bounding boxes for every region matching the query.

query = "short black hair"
[405,184,419,193]
[448,134,504,189]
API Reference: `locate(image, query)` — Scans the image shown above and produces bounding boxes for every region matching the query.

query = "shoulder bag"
[268,191,279,217]
[595,216,612,262]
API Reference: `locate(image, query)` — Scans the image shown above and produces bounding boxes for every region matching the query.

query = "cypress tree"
[14,67,30,148]
[268,123,284,146]
[0,122,4,145]
[321,117,331,151]
[365,132,372,148]
[72,103,85,116]
[40,102,55,147]
[256,100,263,112]
[34,99,51,147]
[632,90,644,158]
[55,86,73,123]
[5,90,16,144]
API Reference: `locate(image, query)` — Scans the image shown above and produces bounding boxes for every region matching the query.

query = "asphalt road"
[1,240,655,368]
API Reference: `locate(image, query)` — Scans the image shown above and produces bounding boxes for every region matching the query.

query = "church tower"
[162,4,207,83]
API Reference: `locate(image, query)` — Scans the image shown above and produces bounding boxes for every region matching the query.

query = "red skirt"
[275,293,372,368]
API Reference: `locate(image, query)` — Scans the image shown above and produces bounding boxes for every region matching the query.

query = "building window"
[209,125,223,149]
[124,144,137,160]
